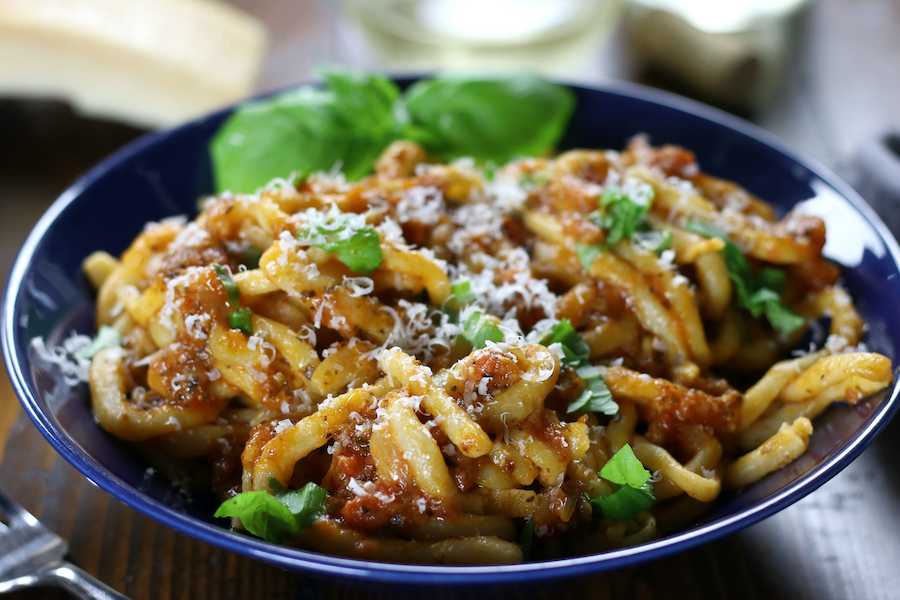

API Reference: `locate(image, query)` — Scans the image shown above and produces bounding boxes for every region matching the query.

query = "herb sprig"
[214,479,329,544]
[539,319,617,415]
[214,264,253,335]
[211,68,575,193]
[589,444,655,521]
[577,184,668,271]
[593,187,653,248]
[303,225,382,275]
[686,221,805,334]
[450,280,475,306]
[295,208,384,275]
[460,306,505,349]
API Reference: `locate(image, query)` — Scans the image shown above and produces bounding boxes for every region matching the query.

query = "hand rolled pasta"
[75,137,892,565]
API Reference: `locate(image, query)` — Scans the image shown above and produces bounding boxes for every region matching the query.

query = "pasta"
[82,136,892,565]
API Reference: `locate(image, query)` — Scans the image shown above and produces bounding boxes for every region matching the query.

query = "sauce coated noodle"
[83,138,892,564]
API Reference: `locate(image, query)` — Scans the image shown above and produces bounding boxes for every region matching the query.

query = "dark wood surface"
[2,0,900,598]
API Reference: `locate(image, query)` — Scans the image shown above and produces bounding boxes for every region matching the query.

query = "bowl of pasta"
[4,70,900,586]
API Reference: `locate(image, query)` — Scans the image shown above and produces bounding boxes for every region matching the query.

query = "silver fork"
[0,486,129,599]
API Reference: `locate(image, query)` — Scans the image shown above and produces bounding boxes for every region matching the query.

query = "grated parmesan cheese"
[184,313,210,339]
[658,249,676,269]
[172,221,210,249]
[295,203,368,246]
[375,217,406,245]
[272,419,294,435]
[297,325,317,347]
[30,334,92,386]
[343,275,375,297]
[398,394,424,412]
[396,186,445,225]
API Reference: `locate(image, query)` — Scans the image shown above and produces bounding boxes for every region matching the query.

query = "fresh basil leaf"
[754,267,785,294]
[214,491,299,544]
[599,444,650,488]
[748,287,805,334]
[536,319,619,415]
[400,73,575,164]
[685,221,804,334]
[215,480,329,544]
[746,287,780,318]
[599,187,652,247]
[685,223,756,308]
[682,220,722,241]
[267,478,289,494]
[567,365,617,415]
[539,318,589,367]
[590,481,655,522]
[295,209,384,275]
[211,70,577,193]
[519,519,534,562]
[589,444,655,521]
[537,320,619,416]
[72,325,122,361]
[268,479,329,531]
[213,264,241,308]
[461,308,504,348]
[763,301,807,335]
[576,184,658,268]
[317,65,400,136]
[451,280,475,305]
[210,68,400,192]
[227,308,254,336]
[215,264,255,334]
[316,227,383,275]
[575,242,603,272]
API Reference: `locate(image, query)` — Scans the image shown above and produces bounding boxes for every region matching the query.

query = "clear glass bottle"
[341,0,622,76]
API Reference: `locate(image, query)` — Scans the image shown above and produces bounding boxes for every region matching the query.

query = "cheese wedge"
[0,0,267,128]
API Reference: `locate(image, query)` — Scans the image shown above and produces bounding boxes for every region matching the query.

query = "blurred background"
[2,0,899,259]
[1,1,900,598]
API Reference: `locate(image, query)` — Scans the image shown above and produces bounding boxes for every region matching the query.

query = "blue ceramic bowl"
[4,80,900,586]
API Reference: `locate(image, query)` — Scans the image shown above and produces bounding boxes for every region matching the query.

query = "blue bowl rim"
[4,76,900,586]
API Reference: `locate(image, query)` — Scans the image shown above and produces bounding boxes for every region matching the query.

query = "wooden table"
[2,1,899,598]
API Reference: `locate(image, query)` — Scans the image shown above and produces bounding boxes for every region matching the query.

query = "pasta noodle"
[82,137,892,565]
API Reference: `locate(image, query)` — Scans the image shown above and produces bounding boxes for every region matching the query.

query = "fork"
[0,486,129,599]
